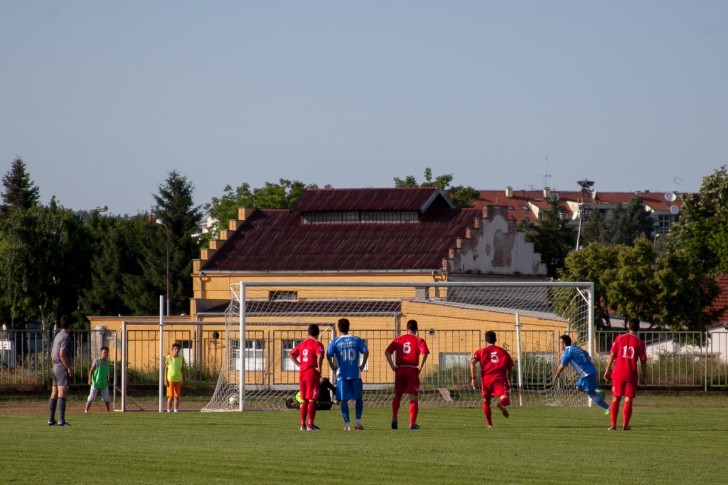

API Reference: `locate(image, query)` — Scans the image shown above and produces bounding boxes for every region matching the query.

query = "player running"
[470,330,513,428]
[553,334,610,413]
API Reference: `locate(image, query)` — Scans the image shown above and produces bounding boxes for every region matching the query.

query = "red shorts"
[611,379,637,399]
[299,379,320,401]
[481,375,510,399]
[394,366,420,395]
[166,381,182,398]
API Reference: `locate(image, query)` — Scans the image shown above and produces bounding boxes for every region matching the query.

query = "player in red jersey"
[470,330,513,428]
[603,317,647,431]
[289,324,325,431]
[385,319,429,430]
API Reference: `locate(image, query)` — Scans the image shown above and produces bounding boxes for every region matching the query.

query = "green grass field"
[1,394,726,484]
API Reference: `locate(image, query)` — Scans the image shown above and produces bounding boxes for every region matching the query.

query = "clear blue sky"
[2,1,727,215]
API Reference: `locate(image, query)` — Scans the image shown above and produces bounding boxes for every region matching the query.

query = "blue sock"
[355,398,363,421]
[341,401,350,424]
[592,395,609,410]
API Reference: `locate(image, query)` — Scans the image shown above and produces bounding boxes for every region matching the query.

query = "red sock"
[623,400,633,428]
[392,395,401,419]
[610,401,618,428]
[483,401,492,426]
[299,402,307,427]
[308,401,317,427]
[409,401,418,426]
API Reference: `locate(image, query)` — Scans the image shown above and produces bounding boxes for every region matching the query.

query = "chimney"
[543,187,551,198]
[505,186,513,198]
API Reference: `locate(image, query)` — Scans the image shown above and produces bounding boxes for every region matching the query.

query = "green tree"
[0,204,89,327]
[205,179,318,238]
[603,236,659,325]
[669,166,728,273]
[603,195,654,246]
[522,201,575,277]
[653,249,721,330]
[559,242,621,329]
[393,168,479,208]
[1,157,40,217]
[81,214,145,317]
[150,171,202,316]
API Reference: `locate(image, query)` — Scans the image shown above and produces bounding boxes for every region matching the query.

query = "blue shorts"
[336,379,363,402]
[576,374,600,397]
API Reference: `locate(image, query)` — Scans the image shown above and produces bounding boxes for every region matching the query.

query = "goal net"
[202,281,593,411]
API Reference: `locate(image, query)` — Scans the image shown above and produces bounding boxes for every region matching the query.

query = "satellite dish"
[665,192,677,202]
[550,192,560,202]
[670,205,680,215]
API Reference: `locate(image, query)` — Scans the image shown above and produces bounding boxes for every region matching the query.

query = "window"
[230,339,265,371]
[282,339,303,372]
[438,352,470,369]
[656,214,674,235]
[303,210,419,224]
[520,205,530,211]
[269,291,297,301]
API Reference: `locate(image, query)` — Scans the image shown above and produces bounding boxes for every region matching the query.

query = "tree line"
[0,159,725,331]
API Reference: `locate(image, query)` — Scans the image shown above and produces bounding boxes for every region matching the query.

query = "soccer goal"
[202,281,594,411]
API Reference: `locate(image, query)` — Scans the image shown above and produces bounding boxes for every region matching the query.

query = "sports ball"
[229,395,239,406]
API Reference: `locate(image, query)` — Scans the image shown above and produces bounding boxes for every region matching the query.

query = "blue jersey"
[327,335,368,381]
[561,345,597,378]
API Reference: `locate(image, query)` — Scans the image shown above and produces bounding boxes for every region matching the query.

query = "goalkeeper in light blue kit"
[553,334,610,412]
[326,318,369,431]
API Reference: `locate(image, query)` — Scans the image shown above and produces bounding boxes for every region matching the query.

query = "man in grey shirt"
[49,315,73,426]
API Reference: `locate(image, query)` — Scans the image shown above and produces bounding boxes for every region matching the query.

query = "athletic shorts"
[336,379,363,402]
[299,379,320,401]
[394,366,420,395]
[481,374,510,399]
[166,381,182,398]
[87,387,110,403]
[611,378,637,399]
[576,374,600,397]
[52,364,70,387]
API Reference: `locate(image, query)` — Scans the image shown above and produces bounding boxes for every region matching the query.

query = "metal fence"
[3,328,728,393]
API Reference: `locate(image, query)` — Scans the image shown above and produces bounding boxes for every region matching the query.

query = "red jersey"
[472,345,513,378]
[289,337,324,381]
[386,334,429,367]
[609,333,647,382]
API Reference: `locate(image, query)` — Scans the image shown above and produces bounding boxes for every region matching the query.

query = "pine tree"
[1,158,40,217]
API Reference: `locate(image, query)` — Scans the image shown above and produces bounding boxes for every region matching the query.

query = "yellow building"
[91,188,583,391]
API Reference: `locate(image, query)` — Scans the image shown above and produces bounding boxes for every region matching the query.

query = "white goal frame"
[202,281,594,412]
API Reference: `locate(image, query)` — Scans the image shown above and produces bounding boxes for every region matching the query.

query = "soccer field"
[1,395,726,484]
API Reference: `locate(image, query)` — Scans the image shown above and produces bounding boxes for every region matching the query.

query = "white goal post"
[202,281,594,411]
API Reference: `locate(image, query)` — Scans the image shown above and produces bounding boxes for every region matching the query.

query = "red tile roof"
[201,193,479,272]
[711,275,728,325]
[294,187,453,212]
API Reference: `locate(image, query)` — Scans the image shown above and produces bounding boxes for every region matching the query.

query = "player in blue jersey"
[327,318,369,431]
[553,334,610,412]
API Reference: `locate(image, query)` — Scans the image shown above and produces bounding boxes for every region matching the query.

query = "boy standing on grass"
[553,335,610,414]
[85,346,111,413]
[163,342,185,413]
[470,330,513,428]
[289,324,325,431]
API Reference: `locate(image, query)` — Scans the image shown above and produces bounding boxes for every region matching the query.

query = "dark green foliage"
[523,200,576,277]
[204,179,319,238]
[1,158,40,217]
[393,167,479,208]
